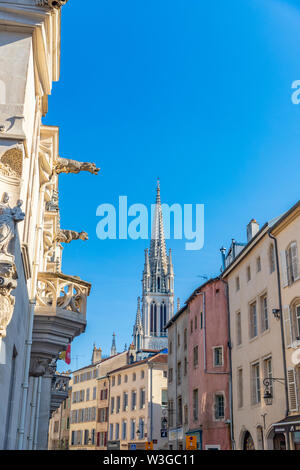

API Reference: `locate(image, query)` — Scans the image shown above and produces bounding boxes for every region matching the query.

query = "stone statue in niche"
[55,157,100,176]
[55,230,88,244]
[0,193,25,261]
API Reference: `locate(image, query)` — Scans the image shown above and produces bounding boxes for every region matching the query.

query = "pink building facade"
[187,278,232,450]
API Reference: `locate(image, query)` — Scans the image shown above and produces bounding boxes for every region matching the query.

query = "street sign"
[161,430,168,438]
[186,435,197,450]
[145,441,154,450]
[130,444,137,450]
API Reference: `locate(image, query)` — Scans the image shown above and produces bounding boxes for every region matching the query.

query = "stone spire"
[110,332,117,356]
[133,297,143,350]
[149,178,167,274]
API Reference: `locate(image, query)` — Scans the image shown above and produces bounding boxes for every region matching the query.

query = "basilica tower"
[133,180,174,351]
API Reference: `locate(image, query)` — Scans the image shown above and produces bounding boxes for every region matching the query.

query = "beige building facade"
[108,353,168,450]
[222,219,287,450]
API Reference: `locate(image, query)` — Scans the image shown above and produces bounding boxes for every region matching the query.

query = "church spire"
[133,297,143,350]
[149,178,167,274]
[110,332,117,356]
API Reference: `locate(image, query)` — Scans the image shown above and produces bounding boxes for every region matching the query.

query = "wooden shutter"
[287,368,299,412]
[280,250,289,287]
[291,242,300,281]
[283,306,293,347]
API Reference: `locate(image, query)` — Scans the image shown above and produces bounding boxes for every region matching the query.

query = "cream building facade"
[107,353,168,450]
[222,219,287,450]
[0,0,97,449]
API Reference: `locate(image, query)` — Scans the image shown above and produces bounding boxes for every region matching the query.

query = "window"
[116,396,120,413]
[163,370,167,378]
[140,388,146,408]
[251,362,261,404]
[141,370,145,379]
[287,242,300,285]
[238,368,243,408]
[161,389,168,408]
[190,320,193,334]
[86,388,90,401]
[111,397,115,414]
[122,420,127,440]
[112,376,115,387]
[177,396,183,426]
[184,357,187,376]
[84,429,89,445]
[249,301,258,338]
[118,375,121,385]
[138,418,144,439]
[195,315,198,330]
[168,400,174,427]
[200,312,203,329]
[214,394,225,420]
[269,244,275,273]
[130,419,136,440]
[169,341,173,354]
[131,390,137,410]
[236,311,242,345]
[177,362,181,385]
[184,404,188,425]
[109,424,113,441]
[213,347,223,366]
[193,389,198,421]
[257,256,261,272]
[177,333,180,347]
[184,329,187,350]
[93,387,96,400]
[261,295,269,332]
[115,423,119,440]
[124,375,128,383]
[236,276,240,291]
[247,265,251,282]
[168,368,173,383]
[123,392,128,411]
[54,421,59,433]
[133,373,136,382]
[193,345,198,367]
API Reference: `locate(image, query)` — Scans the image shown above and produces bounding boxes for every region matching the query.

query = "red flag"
[65,344,71,365]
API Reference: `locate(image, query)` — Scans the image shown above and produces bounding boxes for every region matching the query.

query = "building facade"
[166,305,189,450]
[107,353,168,450]
[0,0,97,450]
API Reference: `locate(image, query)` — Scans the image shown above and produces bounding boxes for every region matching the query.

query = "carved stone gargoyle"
[55,230,88,244]
[0,263,17,337]
[55,157,100,176]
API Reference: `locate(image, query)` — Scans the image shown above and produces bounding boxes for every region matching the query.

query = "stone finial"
[55,157,100,176]
[56,230,88,244]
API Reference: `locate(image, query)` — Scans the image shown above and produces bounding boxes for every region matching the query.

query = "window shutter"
[291,242,300,281]
[283,306,293,347]
[287,368,299,412]
[280,250,289,287]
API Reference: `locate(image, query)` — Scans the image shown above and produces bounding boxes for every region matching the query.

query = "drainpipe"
[150,363,153,443]
[17,177,54,449]
[33,376,42,450]
[27,377,38,450]
[268,231,290,449]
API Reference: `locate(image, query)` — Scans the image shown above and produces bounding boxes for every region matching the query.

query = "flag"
[59,344,71,365]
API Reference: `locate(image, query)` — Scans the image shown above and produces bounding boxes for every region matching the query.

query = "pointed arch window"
[160,302,167,333]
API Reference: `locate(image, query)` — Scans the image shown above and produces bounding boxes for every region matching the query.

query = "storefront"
[273,416,300,450]
[185,429,202,450]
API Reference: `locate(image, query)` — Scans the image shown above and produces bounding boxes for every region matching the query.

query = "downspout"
[33,376,42,450]
[268,231,290,448]
[17,177,54,450]
[27,377,38,450]
[150,363,153,442]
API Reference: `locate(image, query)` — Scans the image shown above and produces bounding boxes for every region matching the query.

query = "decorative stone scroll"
[55,230,88,244]
[55,157,100,176]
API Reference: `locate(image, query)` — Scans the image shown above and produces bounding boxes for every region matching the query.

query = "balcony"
[50,374,71,414]
[31,272,91,367]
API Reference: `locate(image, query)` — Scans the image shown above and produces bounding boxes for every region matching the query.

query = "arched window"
[150,302,157,335]
[160,302,167,333]
[243,431,255,450]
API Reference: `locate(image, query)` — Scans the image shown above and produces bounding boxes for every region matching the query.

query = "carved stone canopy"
[55,157,100,176]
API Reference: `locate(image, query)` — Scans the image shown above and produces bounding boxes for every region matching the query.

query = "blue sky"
[48,0,300,371]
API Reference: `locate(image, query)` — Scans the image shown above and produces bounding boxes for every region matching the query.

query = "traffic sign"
[186,435,197,450]
[145,441,154,450]
[130,444,136,450]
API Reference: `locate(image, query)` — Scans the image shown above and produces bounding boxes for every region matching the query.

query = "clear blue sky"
[48,0,300,371]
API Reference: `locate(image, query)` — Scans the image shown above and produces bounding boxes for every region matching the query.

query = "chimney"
[177,298,180,311]
[91,345,102,364]
[220,246,226,271]
[247,219,259,242]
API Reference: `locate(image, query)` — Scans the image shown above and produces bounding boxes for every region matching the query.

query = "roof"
[108,353,167,375]
[71,351,127,374]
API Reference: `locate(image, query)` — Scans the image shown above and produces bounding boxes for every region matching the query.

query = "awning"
[273,415,300,433]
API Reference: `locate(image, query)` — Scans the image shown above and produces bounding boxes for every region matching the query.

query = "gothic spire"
[110,332,117,356]
[149,178,167,273]
[135,296,143,329]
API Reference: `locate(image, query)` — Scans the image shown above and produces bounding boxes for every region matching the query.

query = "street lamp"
[263,378,285,405]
